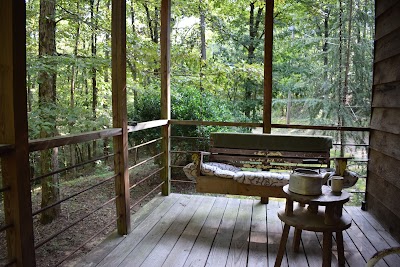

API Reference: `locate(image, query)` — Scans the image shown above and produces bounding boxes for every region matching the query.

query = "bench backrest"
[209,133,332,171]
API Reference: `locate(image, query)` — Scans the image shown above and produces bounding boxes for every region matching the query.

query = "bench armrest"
[192,151,210,176]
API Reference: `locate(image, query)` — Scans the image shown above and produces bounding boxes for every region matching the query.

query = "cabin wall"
[367,0,400,242]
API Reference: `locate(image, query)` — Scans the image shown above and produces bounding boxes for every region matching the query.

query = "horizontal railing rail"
[32,174,117,217]
[29,128,122,152]
[0,186,11,194]
[169,119,370,132]
[129,167,164,191]
[0,120,168,266]
[30,153,116,183]
[128,152,164,171]
[0,223,13,233]
[34,195,118,249]
[0,144,13,156]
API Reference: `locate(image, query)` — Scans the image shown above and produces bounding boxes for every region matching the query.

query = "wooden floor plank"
[341,229,367,267]
[226,199,253,267]
[183,197,229,267]
[139,195,211,267]
[248,201,268,267]
[79,195,166,266]
[346,206,400,255]
[345,206,400,266]
[345,220,389,267]
[119,195,205,267]
[300,230,323,267]
[267,200,289,267]
[97,194,186,267]
[313,230,341,267]
[161,196,216,267]
[346,206,400,247]
[76,194,400,267]
[277,201,309,267]
[206,197,241,267]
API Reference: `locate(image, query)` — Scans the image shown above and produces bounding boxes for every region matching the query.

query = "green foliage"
[25,0,374,142]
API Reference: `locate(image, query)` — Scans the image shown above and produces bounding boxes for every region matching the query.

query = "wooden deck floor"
[79,193,400,267]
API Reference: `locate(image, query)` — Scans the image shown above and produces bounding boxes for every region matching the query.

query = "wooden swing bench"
[190,132,333,203]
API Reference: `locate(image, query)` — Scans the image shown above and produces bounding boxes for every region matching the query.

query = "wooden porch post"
[112,0,130,234]
[0,1,36,266]
[263,0,274,134]
[160,0,171,195]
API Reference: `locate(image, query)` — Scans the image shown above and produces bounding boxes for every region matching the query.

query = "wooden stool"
[274,185,352,267]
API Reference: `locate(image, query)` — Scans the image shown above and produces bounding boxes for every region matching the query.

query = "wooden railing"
[0,119,370,266]
[0,120,168,266]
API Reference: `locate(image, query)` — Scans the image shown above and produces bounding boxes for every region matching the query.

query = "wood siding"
[367,0,400,242]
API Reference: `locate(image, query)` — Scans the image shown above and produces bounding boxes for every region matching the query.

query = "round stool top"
[283,185,350,206]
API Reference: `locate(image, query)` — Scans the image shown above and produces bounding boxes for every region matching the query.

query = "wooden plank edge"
[29,128,122,151]
[77,194,167,266]
[127,119,168,133]
[0,144,14,156]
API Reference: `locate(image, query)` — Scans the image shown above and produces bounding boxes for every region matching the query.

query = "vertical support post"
[160,0,171,195]
[0,1,36,266]
[112,0,130,234]
[263,0,274,134]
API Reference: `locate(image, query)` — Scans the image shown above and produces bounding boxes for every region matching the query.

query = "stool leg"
[293,228,302,252]
[336,231,345,266]
[261,197,269,204]
[275,224,290,267]
[322,232,332,267]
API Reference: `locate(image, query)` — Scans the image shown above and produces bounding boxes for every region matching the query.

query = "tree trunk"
[199,0,206,93]
[27,73,32,112]
[340,0,353,156]
[200,2,206,61]
[69,1,80,178]
[39,0,60,224]
[322,8,330,82]
[104,0,111,163]
[91,0,99,157]
[129,0,138,103]
[244,2,263,118]
[343,0,353,106]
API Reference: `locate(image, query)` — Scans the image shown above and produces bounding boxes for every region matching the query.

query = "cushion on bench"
[183,162,291,186]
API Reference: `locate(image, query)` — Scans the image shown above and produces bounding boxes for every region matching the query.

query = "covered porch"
[77,194,400,267]
[1,0,400,266]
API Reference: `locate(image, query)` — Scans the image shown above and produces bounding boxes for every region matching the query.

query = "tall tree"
[69,0,81,177]
[244,1,264,119]
[91,0,99,157]
[38,0,60,224]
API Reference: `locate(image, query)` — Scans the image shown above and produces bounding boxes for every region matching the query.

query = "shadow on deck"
[77,193,400,267]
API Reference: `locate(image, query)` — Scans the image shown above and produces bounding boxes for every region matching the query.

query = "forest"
[24,0,374,220]
[27,0,374,136]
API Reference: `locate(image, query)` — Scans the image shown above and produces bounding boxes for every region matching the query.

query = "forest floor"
[0,156,195,267]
